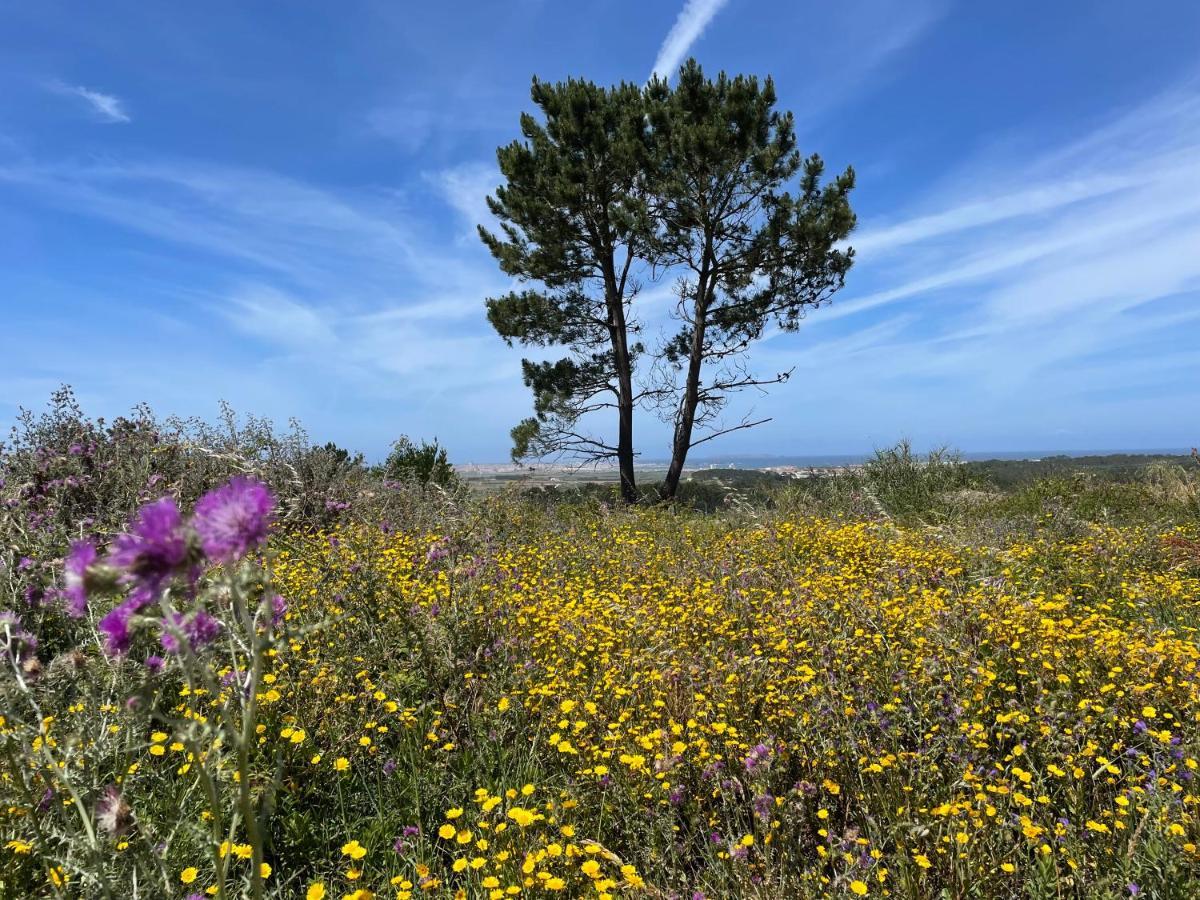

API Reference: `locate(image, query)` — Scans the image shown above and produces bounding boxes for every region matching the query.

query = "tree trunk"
[661,290,710,501]
[605,266,639,505]
[616,376,637,504]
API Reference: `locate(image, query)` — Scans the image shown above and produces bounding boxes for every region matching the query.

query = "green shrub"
[382,436,459,491]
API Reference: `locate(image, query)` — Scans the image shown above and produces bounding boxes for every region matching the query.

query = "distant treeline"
[965,453,1196,488]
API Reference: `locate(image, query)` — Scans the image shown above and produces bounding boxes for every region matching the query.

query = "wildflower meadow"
[2,396,1199,898]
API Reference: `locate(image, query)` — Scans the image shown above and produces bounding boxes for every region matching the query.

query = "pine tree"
[647,61,856,499]
[482,62,857,502]
[481,76,656,503]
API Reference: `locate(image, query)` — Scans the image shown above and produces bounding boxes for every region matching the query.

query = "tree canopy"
[482,60,856,501]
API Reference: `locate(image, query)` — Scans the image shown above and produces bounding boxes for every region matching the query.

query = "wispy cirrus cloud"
[47,81,131,123]
[707,73,1200,452]
[848,172,1139,258]
[428,161,501,242]
[0,153,514,324]
[650,0,731,81]
[0,159,426,292]
[224,284,338,348]
[0,148,525,456]
[832,79,1200,327]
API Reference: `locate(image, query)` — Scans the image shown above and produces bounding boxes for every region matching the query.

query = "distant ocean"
[677,449,1193,468]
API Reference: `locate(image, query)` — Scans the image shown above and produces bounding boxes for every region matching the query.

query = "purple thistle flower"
[107,498,189,594]
[160,609,222,654]
[61,539,97,618]
[393,827,419,853]
[744,742,773,773]
[144,654,165,673]
[191,609,223,647]
[193,477,274,563]
[753,793,775,821]
[98,588,156,656]
[98,602,135,656]
[271,594,287,626]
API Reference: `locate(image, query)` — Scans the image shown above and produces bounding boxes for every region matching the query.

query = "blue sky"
[2,0,1198,462]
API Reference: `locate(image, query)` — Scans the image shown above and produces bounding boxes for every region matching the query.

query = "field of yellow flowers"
[4,498,1200,898]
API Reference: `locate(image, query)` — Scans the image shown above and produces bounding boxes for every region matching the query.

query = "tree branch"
[688,416,773,450]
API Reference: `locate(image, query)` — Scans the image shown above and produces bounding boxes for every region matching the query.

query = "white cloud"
[429,162,501,240]
[829,83,1200,328]
[0,159,425,290]
[850,172,1136,257]
[650,0,731,81]
[48,81,131,123]
[364,88,515,154]
[225,284,337,347]
[825,172,1200,325]
[213,281,508,391]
